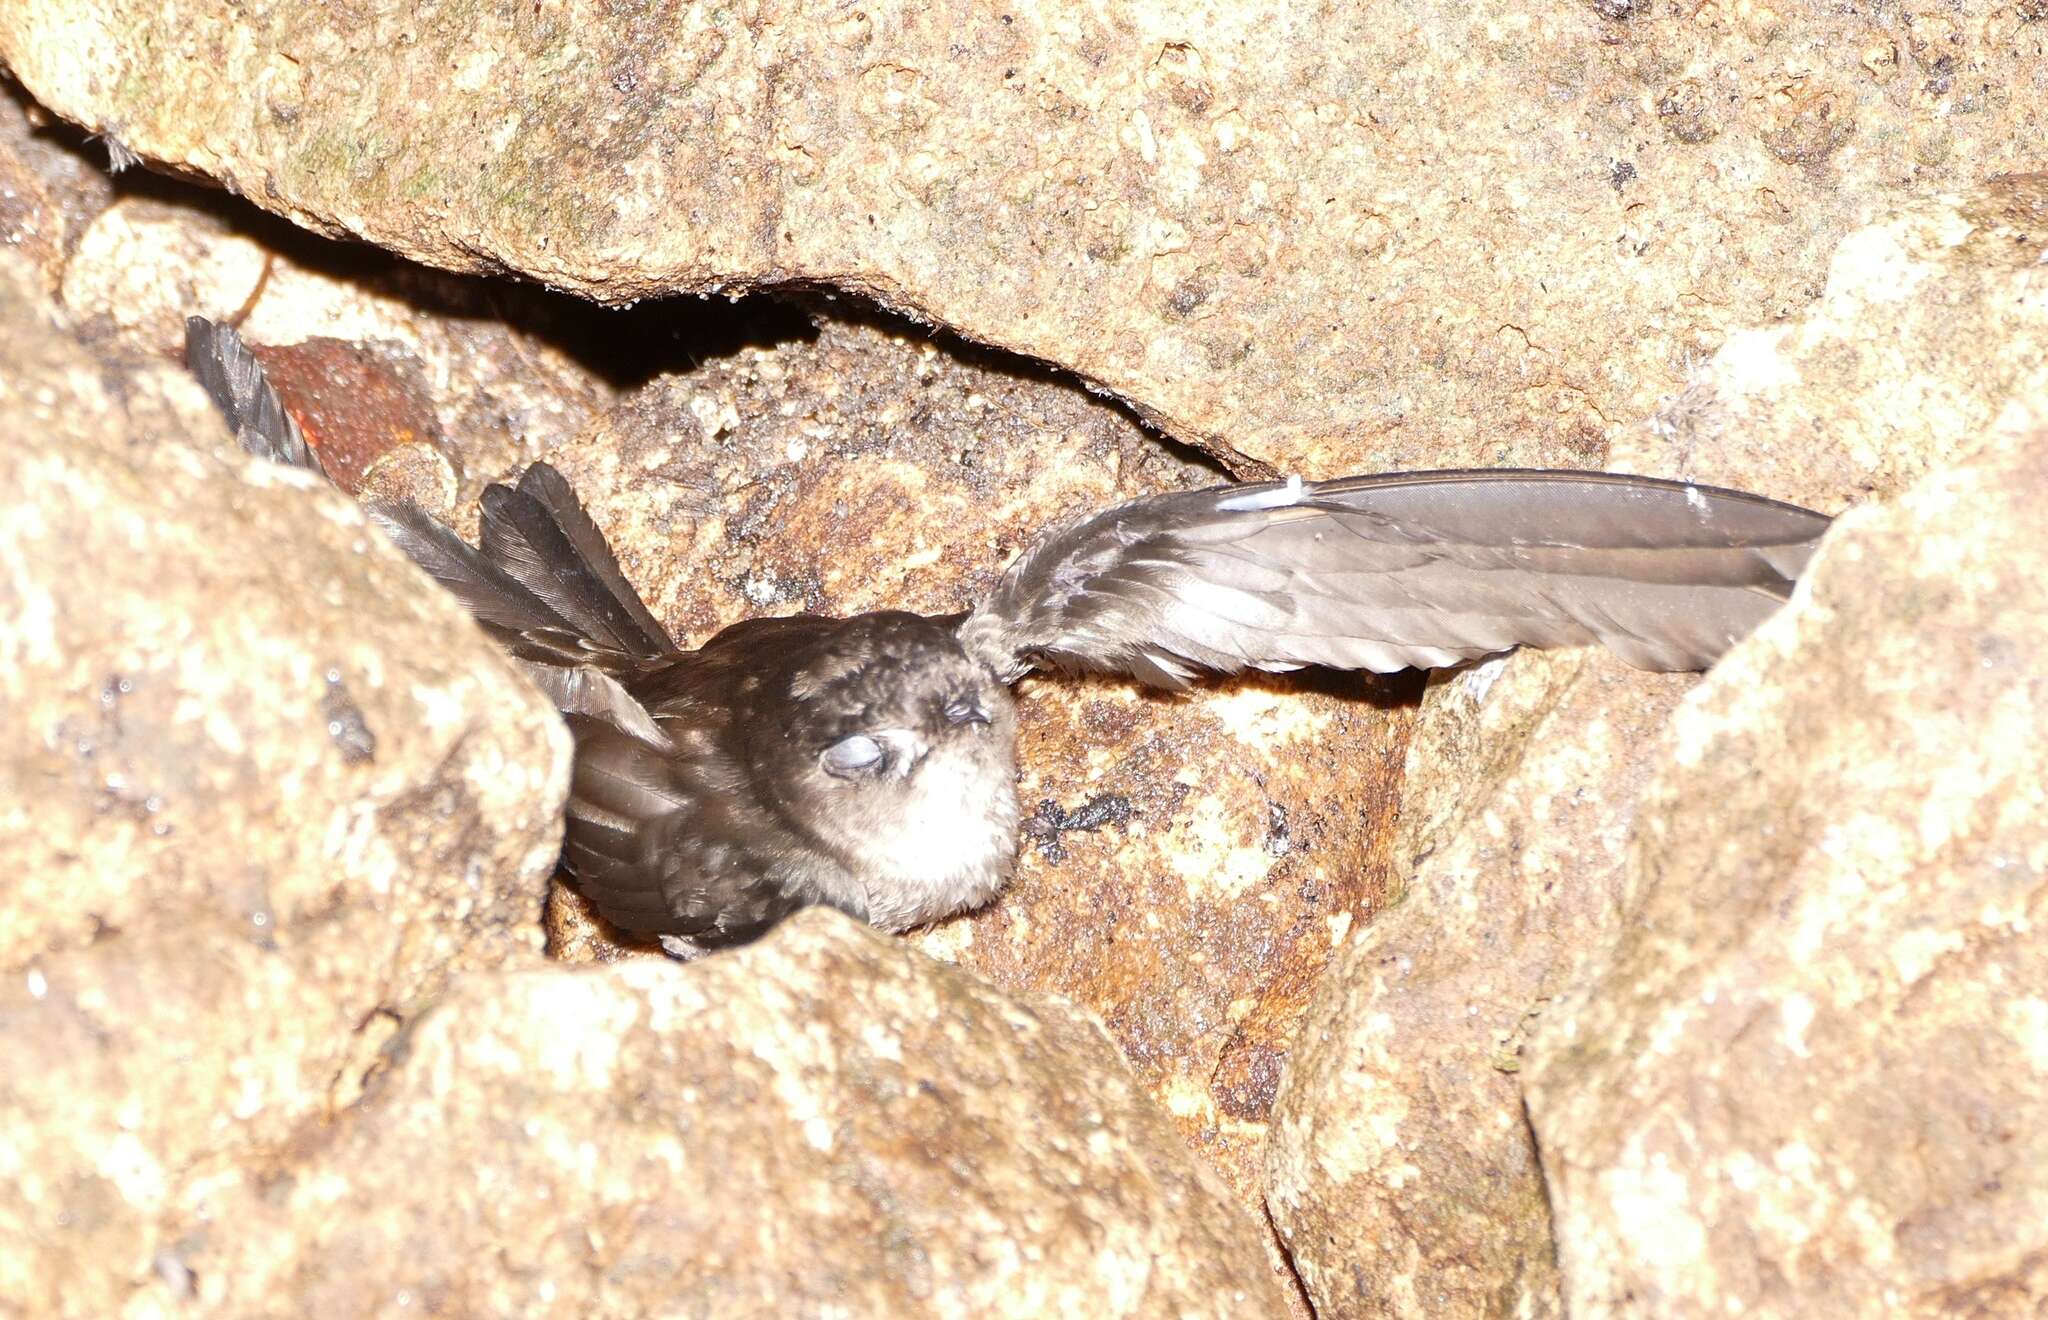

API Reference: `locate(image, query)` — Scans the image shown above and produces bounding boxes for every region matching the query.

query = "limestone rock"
[167,910,1293,1318]
[7,2,2043,473]
[1524,421,2048,1315]
[0,254,570,1317]
[1619,174,2048,510]
[1265,650,1693,1317]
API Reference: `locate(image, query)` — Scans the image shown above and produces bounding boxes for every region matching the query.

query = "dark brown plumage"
[187,317,1831,954]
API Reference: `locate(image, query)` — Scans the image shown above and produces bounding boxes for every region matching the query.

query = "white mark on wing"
[1459,654,1511,703]
[1217,474,1304,512]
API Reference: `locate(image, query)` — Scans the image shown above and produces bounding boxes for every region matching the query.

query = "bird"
[186,316,1831,956]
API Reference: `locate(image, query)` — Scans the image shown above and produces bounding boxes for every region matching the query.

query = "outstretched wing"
[957,469,1831,684]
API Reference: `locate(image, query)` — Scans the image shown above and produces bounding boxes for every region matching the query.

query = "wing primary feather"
[963,469,1831,680]
[183,316,322,474]
[480,477,672,659]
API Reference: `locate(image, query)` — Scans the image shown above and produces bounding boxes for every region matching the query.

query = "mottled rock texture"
[1266,650,1693,1317]
[1525,421,2048,1316]
[7,0,2046,1309]
[0,83,115,288]
[1256,177,2046,1313]
[0,80,797,529]
[939,669,1412,1222]
[529,314,1216,637]
[0,253,570,1318]
[1620,173,2048,510]
[167,911,1294,1318]
[52,168,622,523]
[5,1,2043,473]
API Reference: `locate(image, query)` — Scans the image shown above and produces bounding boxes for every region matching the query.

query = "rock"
[52,189,623,523]
[7,2,2043,473]
[1523,420,2048,1315]
[532,313,1217,636]
[1260,175,2048,1309]
[0,83,115,289]
[933,662,1414,1236]
[1265,649,1693,1317]
[159,910,1293,1318]
[529,317,1414,1255]
[0,253,570,1317]
[3,87,816,530]
[1619,175,2048,510]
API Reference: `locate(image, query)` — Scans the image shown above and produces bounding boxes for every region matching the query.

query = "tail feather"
[366,501,577,644]
[513,465,673,654]
[371,492,671,737]
[184,317,323,474]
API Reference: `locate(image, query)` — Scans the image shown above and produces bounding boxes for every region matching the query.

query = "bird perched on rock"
[187,316,1830,956]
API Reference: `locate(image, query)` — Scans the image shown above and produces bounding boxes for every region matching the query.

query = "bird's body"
[554,611,1018,952]
[187,317,1833,954]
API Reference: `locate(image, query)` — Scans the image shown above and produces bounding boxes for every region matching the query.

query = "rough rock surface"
[161,910,1292,1318]
[53,179,613,523]
[0,254,570,1317]
[0,83,116,288]
[12,3,2045,1306]
[934,668,1413,1224]
[1524,420,2048,1316]
[7,3,2043,473]
[531,313,1217,635]
[532,315,1415,1246]
[1619,174,2048,510]
[1246,172,2036,1312]
[1,80,802,527]
[1266,650,1694,1318]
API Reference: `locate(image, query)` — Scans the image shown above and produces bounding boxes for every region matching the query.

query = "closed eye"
[820,734,884,778]
[944,695,990,727]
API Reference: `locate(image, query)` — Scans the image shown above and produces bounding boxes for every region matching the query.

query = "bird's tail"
[184,316,677,680]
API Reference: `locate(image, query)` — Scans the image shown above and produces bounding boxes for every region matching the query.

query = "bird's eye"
[820,734,885,778]
[944,695,990,727]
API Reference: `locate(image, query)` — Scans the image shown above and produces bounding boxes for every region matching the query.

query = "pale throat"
[845,740,1021,929]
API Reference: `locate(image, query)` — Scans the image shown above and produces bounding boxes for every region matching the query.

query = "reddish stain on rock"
[252,338,449,496]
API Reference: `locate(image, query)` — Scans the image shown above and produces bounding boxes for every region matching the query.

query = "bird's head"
[781,612,1015,780]
[764,611,1021,923]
